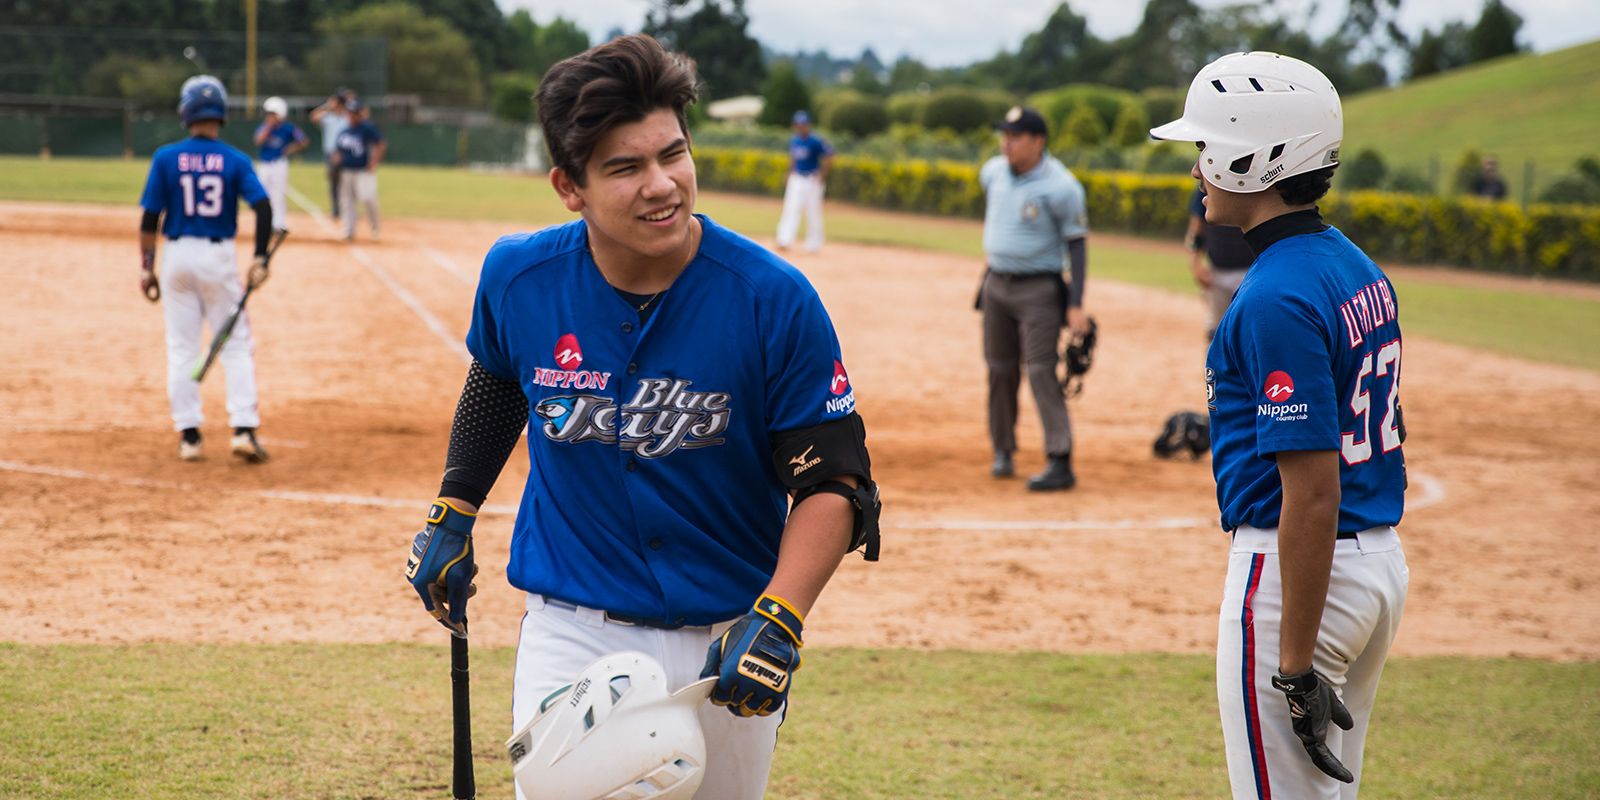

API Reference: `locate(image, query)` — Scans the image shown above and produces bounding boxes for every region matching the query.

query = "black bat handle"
[451,633,475,800]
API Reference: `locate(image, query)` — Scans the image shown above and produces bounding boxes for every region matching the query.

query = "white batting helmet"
[506,652,716,800]
[263,96,288,117]
[1150,52,1342,193]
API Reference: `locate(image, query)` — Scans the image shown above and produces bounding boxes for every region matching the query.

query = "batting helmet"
[506,652,716,799]
[262,96,288,117]
[178,75,228,126]
[1149,52,1342,193]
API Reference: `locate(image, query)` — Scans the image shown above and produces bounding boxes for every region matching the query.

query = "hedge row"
[695,146,1600,280]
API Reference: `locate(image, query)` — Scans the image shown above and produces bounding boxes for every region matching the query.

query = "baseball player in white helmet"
[253,96,307,233]
[1152,52,1410,799]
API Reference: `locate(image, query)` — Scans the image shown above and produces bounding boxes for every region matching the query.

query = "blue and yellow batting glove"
[700,593,804,717]
[406,499,477,636]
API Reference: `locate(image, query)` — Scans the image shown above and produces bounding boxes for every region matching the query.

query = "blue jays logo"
[536,378,732,458]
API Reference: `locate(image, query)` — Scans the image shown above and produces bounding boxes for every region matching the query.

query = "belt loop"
[574,606,606,628]
[525,593,547,612]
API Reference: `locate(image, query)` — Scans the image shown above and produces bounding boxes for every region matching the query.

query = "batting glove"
[140,267,160,302]
[406,499,477,637]
[1272,668,1355,783]
[247,255,270,290]
[700,593,804,717]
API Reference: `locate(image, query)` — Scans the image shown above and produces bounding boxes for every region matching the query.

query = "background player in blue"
[331,99,385,242]
[253,96,307,234]
[139,75,275,463]
[404,35,880,799]
[1152,52,1409,799]
[775,109,833,253]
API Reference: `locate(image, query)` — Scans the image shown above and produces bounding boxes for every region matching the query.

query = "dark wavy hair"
[1275,165,1338,205]
[535,34,700,187]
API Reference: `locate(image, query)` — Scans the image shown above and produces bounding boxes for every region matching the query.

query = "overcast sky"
[499,0,1599,67]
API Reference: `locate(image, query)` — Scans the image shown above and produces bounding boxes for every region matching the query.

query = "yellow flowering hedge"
[695,147,1600,279]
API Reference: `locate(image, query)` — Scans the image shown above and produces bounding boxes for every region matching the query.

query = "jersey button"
[625,459,638,472]
[621,322,634,334]
[627,362,638,375]
[648,538,663,550]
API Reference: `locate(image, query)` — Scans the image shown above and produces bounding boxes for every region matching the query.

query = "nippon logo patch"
[554,333,583,369]
[1263,370,1295,403]
[830,360,851,396]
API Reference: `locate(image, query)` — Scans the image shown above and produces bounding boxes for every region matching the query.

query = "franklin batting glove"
[1272,668,1355,783]
[247,255,270,290]
[701,593,804,717]
[406,499,477,637]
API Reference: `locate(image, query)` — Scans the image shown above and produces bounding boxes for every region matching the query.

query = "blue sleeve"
[237,158,268,205]
[764,274,851,433]
[818,137,834,157]
[1050,179,1089,240]
[465,240,519,381]
[368,125,385,144]
[291,124,308,144]
[1240,290,1339,456]
[1189,188,1206,217]
[139,154,166,213]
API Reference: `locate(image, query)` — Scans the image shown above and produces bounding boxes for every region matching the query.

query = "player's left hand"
[1271,669,1355,783]
[1067,306,1090,337]
[406,499,478,636]
[140,267,160,302]
[247,255,270,290]
[700,593,804,717]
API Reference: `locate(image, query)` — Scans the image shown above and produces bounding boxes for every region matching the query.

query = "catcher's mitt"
[1062,317,1098,398]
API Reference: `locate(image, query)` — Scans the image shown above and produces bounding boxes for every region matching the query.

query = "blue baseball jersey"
[1206,222,1406,534]
[139,136,268,239]
[788,133,832,175]
[466,215,856,625]
[335,121,383,169]
[257,120,306,162]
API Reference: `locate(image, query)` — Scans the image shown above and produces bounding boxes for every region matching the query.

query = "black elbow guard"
[140,210,160,233]
[771,413,881,561]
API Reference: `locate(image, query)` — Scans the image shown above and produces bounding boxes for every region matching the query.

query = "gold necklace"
[636,291,662,312]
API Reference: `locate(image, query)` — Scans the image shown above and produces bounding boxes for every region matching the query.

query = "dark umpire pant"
[982,270,1072,457]
[326,155,341,217]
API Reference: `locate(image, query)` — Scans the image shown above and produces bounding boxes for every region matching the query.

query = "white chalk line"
[0,456,1446,530]
[419,243,477,286]
[287,185,470,364]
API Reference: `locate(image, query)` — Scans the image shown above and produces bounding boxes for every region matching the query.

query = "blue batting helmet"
[178,75,228,126]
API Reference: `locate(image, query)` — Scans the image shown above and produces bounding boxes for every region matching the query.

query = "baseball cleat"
[179,428,203,461]
[1027,454,1076,491]
[230,428,270,463]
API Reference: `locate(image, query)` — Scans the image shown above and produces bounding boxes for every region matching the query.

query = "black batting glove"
[1272,668,1355,783]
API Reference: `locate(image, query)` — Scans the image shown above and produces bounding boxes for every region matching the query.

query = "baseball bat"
[451,632,476,800]
[192,228,288,382]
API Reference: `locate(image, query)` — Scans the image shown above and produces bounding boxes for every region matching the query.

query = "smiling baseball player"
[405,35,880,799]
[139,75,274,463]
[1153,52,1409,799]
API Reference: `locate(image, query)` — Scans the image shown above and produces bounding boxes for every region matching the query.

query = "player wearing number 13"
[139,75,274,462]
[1152,52,1408,799]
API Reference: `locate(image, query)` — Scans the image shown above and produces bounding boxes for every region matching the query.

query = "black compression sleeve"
[140,210,160,233]
[438,361,529,507]
[1066,237,1087,308]
[251,199,273,256]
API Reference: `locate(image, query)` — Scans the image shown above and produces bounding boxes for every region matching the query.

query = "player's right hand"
[1271,669,1355,783]
[140,268,160,302]
[406,499,478,637]
[247,256,270,290]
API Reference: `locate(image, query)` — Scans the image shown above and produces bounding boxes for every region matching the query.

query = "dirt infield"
[3,200,1597,660]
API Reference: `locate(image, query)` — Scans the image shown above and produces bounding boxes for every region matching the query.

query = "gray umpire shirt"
[980,155,1089,274]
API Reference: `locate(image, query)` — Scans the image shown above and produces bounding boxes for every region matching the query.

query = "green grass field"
[3,645,1595,799]
[4,156,1597,370]
[1342,40,1600,196]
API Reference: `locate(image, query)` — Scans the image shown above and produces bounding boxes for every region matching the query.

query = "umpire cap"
[996,106,1048,137]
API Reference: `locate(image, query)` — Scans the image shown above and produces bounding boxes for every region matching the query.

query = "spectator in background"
[1184,185,1255,340]
[775,110,833,253]
[310,89,353,217]
[332,99,385,242]
[1472,156,1509,200]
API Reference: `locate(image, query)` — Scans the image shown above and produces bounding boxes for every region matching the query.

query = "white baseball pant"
[511,593,782,800]
[776,172,825,252]
[158,237,260,431]
[339,169,379,238]
[256,158,290,232]
[1217,525,1409,799]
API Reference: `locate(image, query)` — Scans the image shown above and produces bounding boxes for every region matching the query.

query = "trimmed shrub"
[1109,101,1151,148]
[825,97,891,138]
[886,93,929,126]
[921,87,994,133]
[695,145,1600,280]
[1341,149,1389,191]
[1062,104,1107,148]
[1140,86,1185,128]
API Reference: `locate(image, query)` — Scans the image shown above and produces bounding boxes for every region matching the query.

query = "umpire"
[978,106,1090,491]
